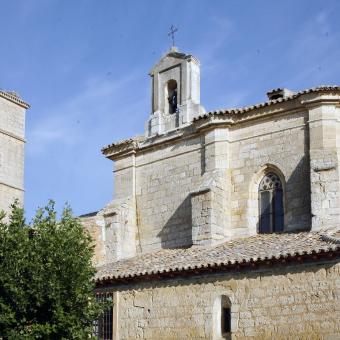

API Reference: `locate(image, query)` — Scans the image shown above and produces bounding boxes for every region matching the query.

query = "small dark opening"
[167,79,178,114]
[222,307,231,335]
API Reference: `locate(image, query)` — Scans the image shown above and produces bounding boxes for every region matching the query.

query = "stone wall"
[134,135,204,252]
[229,110,311,237]
[0,96,26,138]
[308,102,340,230]
[81,214,106,266]
[81,197,137,266]
[109,260,339,339]
[0,96,26,214]
[0,183,24,214]
[117,109,312,253]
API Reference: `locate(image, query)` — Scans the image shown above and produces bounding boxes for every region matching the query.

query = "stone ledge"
[0,90,30,109]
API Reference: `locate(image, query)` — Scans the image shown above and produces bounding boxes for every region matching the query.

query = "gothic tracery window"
[259,172,284,233]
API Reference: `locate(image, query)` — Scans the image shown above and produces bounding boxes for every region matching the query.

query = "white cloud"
[195,15,234,75]
[27,70,140,155]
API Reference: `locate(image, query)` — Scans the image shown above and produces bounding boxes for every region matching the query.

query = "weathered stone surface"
[0,92,28,215]
[82,197,137,266]
[110,261,340,339]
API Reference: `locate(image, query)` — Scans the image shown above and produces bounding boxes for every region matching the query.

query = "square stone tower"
[146,47,205,136]
[0,90,29,215]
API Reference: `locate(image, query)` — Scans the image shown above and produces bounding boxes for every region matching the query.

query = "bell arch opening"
[165,79,178,114]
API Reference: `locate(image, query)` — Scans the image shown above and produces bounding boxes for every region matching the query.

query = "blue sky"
[1,0,340,221]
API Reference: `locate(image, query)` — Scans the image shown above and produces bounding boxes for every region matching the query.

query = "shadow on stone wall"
[157,155,311,251]
[285,155,311,232]
[157,195,193,249]
[253,117,311,233]
[285,116,311,232]
[157,119,311,249]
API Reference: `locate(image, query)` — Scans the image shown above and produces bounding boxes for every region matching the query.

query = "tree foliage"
[0,201,103,339]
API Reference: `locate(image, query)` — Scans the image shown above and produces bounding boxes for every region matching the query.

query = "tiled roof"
[195,86,340,120]
[95,231,340,284]
[0,90,30,109]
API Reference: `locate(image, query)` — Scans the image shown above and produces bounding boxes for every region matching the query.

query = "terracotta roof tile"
[195,86,340,120]
[95,231,339,283]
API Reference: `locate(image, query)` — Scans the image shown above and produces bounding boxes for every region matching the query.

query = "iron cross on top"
[168,25,178,47]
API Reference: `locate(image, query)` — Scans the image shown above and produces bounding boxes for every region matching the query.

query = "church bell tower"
[146,47,205,136]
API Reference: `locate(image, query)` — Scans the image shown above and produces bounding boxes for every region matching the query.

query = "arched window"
[221,296,231,338]
[166,79,178,114]
[213,295,232,339]
[259,172,284,233]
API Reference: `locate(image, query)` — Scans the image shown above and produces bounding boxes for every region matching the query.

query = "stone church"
[0,90,29,215]
[1,47,338,339]
[80,47,340,339]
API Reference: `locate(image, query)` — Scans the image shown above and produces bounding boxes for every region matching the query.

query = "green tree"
[0,201,104,339]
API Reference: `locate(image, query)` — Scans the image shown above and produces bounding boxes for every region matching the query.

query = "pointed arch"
[247,164,286,234]
[259,172,284,233]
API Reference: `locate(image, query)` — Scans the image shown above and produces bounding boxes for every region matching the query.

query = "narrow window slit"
[222,307,231,334]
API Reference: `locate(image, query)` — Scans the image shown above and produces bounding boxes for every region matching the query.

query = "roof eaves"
[0,91,30,109]
[194,86,340,122]
[94,232,340,285]
[95,247,339,286]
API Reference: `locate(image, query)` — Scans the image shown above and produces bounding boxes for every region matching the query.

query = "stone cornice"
[0,127,25,143]
[102,104,301,160]
[0,181,24,192]
[101,86,340,160]
[149,48,199,75]
[101,137,142,159]
[0,91,30,109]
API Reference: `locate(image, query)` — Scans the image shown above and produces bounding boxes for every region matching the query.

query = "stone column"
[191,127,231,245]
[308,103,340,230]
